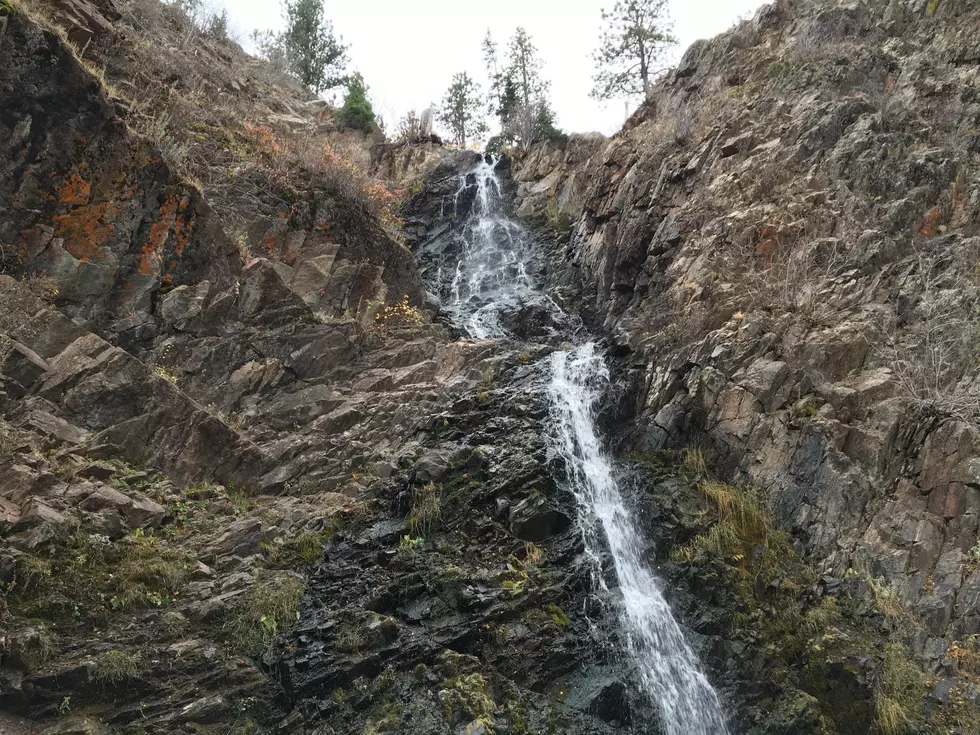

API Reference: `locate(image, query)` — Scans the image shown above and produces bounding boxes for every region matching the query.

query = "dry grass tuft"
[409,482,441,536]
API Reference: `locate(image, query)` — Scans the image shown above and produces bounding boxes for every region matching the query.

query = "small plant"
[95,650,140,683]
[375,295,423,335]
[409,482,441,536]
[58,696,71,716]
[398,535,424,552]
[153,364,180,386]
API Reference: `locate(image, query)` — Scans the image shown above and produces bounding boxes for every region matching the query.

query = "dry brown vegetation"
[16,0,406,246]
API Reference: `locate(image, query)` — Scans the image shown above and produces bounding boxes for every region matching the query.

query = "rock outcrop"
[511,0,980,722]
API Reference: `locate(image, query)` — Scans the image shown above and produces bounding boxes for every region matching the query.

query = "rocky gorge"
[2,0,980,733]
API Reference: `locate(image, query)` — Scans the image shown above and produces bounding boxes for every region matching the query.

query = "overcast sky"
[221,0,770,136]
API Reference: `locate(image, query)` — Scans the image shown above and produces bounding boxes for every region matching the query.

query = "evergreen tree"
[337,73,376,132]
[591,0,676,101]
[282,0,347,92]
[485,27,562,149]
[254,0,348,93]
[439,72,487,148]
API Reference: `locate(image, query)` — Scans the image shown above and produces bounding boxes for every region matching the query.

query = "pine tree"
[591,0,676,101]
[255,0,348,93]
[439,72,487,148]
[337,73,376,132]
[487,27,562,149]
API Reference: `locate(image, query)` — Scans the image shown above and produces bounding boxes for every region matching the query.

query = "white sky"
[221,0,769,136]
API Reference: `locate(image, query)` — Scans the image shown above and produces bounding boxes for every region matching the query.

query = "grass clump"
[874,643,927,735]
[409,482,441,536]
[265,530,331,567]
[476,365,495,404]
[223,574,305,655]
[672,481,792,586]
[6,529,189,627]
[95,650,141,683]
[867,575,916,627]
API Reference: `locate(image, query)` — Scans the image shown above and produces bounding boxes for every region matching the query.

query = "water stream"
[426,156,730,734]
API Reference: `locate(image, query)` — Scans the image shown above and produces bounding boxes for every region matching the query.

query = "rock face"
[5,0,980,733]
[511,0,980,688]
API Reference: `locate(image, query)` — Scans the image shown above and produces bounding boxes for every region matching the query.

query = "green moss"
[925,0,941,16]
[443,673,496,722]
[363,700,403,734]
[547,604,571,630]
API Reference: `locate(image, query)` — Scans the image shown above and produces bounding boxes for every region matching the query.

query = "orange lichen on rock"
[172,195,195,256]
[55,174,92,206]
[51,172,120,261]
[138,195,179,276]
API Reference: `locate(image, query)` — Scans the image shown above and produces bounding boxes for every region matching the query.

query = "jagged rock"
[509,494,571,542]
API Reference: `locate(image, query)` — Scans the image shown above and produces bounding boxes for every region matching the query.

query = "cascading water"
[548,343,730,735]
[441,157,540,338]
[430,156,730,733]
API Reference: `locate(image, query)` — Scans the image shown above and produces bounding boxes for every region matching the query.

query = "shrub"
[374,296,423,335]
[337,73,376,132]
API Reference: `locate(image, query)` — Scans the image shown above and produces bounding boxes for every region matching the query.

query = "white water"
[548,343,730,735]
[443,157,539,338]
[440,159,730,733]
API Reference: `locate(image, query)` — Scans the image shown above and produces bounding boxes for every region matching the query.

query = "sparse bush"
[395,110,420,143]
[872,242,980,423]
[374,296,423,335]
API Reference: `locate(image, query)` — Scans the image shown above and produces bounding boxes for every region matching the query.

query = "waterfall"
[548,343,730,735]
[431,156,730,732]
[443,156,539,339]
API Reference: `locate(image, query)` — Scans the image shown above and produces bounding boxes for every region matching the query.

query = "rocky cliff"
[3,0,980,733]
[511,0,980,728]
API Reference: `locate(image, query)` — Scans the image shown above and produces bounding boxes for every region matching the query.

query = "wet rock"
[509,494,571,542]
